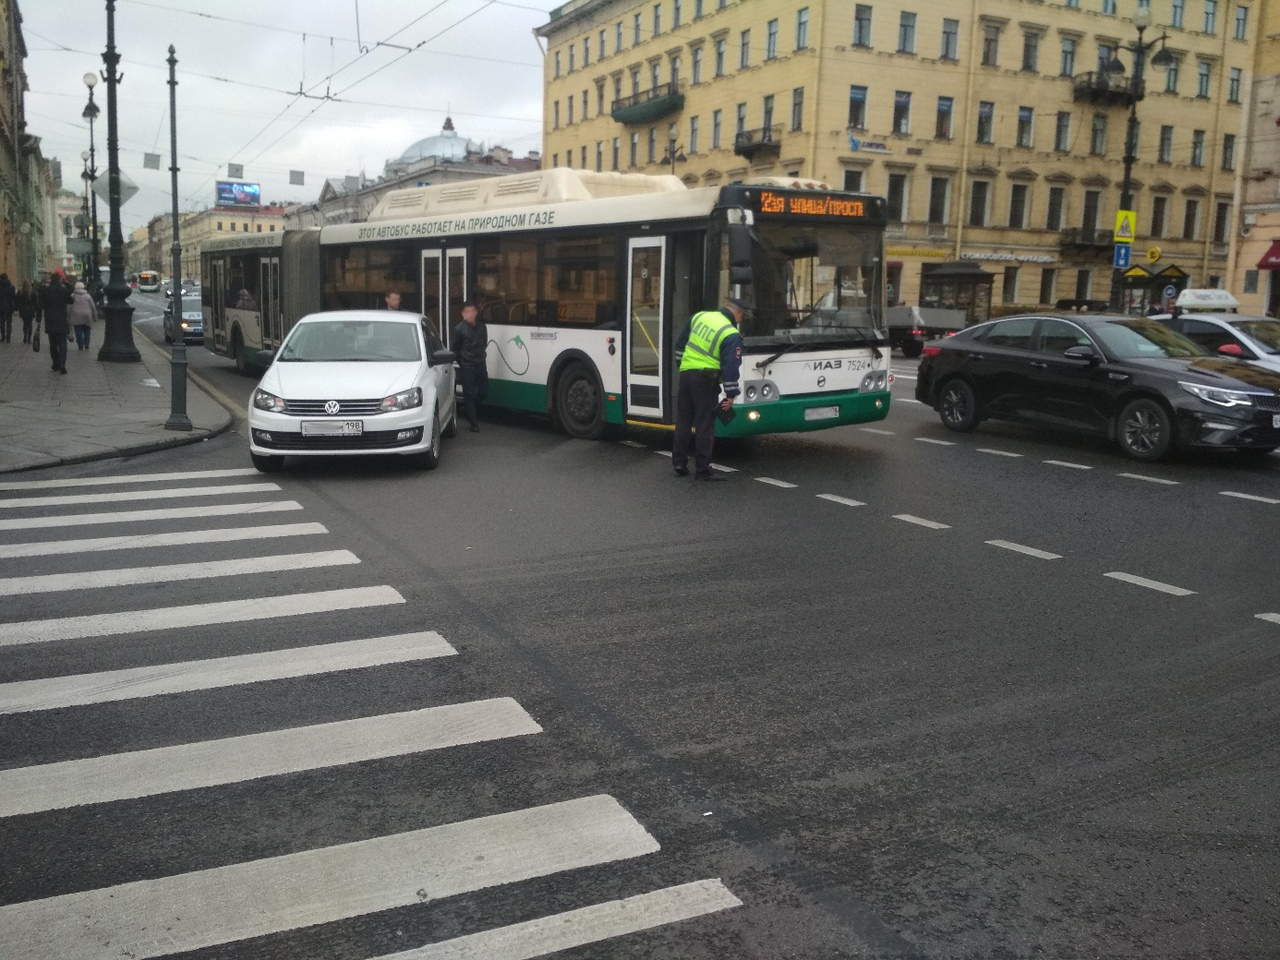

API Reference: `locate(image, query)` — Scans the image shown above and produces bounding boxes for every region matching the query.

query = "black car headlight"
[253,388,286,413]
[1178,381,1256,408]
[379,387,423,412]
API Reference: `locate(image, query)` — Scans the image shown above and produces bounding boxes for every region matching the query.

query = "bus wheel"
[232,329,250,376]
[556,361,606,440]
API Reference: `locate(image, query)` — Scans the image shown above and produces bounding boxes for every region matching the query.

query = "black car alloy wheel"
[1117,398,1172,462]
[939,379,978,432]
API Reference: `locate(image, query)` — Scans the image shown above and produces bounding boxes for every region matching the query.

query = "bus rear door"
[422,247,467,347]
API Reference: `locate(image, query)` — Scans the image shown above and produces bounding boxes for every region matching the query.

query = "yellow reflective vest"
[679,311,737,373]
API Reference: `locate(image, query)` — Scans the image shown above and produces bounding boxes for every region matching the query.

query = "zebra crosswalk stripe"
[0,467,259,493]
[0,500,303,531]
[0,522,328,559]
[0,483,281,510]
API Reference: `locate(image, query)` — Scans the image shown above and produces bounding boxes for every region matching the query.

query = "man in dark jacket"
[452,300,488,432]
[38,271,74,373]
[0,273,15,343]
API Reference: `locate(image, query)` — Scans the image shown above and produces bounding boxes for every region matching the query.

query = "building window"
[1204,0,1218,33]
[849,86,868,129]
[844,169,864,191]
[1213,201,1231,243]
[1183,198,1200,239]
[569,44,575,71]
[583,90,589,119]
[653,3,661,36]
[791,87,804,131]
[1090,114,1107,155]
[595,142,603,172]
[599,29,606,59]
[633,12,642,44]
[269,225,276,232]
[1054,111,1071,151]
[740,30,751,68]
[1222,133,1236,170]
[1082,189,1100,232]
[695,0,703,18]
[1244,269,1259,294]
[1022,32,1040,72]
[941,19,959,60]
[616,21,624,53]
[976,101,994,143]
[1039,268,1057,305]
[1191,129,1205,166]
[1009,183,1029,228]
[583,38,590,67]
[1197,61,1211,97]
[1096,43,1115,74]
[1151,195,1167,237]
[670,55,681,85]
[1046,186,1065,230]
[1172,0,1185,28]
[969,180,990,227]
[712,109,722,148]
[887,173,907,221]
[1159,124,1173,162]
[1102,0,1116,13]
[597,84,605,115]
[796,8,809,49]
[1066,0,1079,7]
[899,12,916,54]
[766,19,778,59]
[936,96,954,139]
[854,5,873,47]
[630,132,638,167]
[648,127,657,163]
[715,39,726,76]
[1228,67,1241,102]
[928,177,949,223]
[736,102,747,136]
[1060,38,1076,76]
[762,94,774,130]
[551,154,558,168]
[650,61,661,90]
[612,137,620,170]
[614,76,622,105]
[1074,269,1091,301]
[217,221,223,231]
[672,0,681,28]
[1165,58,1180,92]
[1002,267,1019,304]
[689,115,699,153]
[554,51,561,78]
[553,101,560,129]
[567,97,574,124]
[1235,4,1249,39]
[982,25,1000,66]
[1016,106,1033,148]
[893,91,911,135]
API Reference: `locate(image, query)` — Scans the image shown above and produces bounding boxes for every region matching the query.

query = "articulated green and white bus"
[202,168,892,438]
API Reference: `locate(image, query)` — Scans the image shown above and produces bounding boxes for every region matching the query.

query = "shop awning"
[1257,240,1280,270]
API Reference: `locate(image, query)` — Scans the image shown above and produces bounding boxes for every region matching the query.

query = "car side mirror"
[1062,345,1098,363]
[1217,342,1245,358]
[431,349,456,366]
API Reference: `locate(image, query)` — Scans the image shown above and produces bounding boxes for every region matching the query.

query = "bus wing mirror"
[727,223,753,286]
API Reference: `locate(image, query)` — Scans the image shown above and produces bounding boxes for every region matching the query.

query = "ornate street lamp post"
[81,74,100,290]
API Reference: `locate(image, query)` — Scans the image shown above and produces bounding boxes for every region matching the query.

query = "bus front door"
[259,257,281,348]
[210,261,226,351]
[626,237,666,420]
[421,248,467,348]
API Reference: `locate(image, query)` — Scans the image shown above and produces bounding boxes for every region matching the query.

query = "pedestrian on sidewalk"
[452,299,488,432]
[69,281,99,351]
[0,273,14,343]
[16,280,38,344]
[38,270,73,374]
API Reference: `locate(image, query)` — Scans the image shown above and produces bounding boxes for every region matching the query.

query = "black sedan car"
[915,314,1280,461]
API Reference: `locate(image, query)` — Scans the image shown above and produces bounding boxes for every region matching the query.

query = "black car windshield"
[1231,320,1280,353]
[1090,319,1209,359]
[279,320,422,362]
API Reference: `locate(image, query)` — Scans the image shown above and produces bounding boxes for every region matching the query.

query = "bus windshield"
[733,222,883,346]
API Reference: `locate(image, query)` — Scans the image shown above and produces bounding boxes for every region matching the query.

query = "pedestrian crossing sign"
[1114,210,1136,243]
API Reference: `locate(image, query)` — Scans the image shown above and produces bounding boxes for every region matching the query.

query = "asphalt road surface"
[0,296,1276,959]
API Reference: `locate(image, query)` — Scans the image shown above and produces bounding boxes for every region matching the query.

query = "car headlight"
[180,322,189,329]
[379,387,423,412]
[253,388,286,413]
[1178,381,1256,408]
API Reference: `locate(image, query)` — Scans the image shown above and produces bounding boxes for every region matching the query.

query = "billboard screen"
[216,181,261,208]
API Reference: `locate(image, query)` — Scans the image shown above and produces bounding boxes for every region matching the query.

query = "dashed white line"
[1118,473,1180,485]
[915,437,955,446]
[895,398,924,404]
[1256,613,1280,625]
[978,448,1023,458]
[618,440,647,448]
[816,494,865,507]
[654,450,673,458]
[710,463,739,473]
[890,372,918,380]
[986,540,1062,560]
[1221,491,1280,504]
[859,427,895,436]
[892,514,951,530]
[1043,460,1092,470]
[1104,572,1195,596]
[756,477,798,489]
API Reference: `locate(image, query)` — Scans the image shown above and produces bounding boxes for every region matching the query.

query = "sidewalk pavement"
[0,327,233,473]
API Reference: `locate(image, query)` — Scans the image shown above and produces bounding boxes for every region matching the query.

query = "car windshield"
[278,320,422,362]
[1231,320,1280,353]
[1090,319,1209,359]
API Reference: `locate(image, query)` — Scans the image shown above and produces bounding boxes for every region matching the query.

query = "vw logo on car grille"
[324,400,340,415]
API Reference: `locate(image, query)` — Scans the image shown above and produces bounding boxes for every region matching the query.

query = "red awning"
[1257,240,1280,270]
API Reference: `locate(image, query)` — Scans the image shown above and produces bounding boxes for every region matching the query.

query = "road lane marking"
[0,522,328,560]
[1104,572,1195,596]
[816,494,866,507]
[0,483,281,510]
[0,550,359,597]
[0,631,456,714]
[1118,473,1179,485]
[654,450,673,458]
[618,440,646,448]
[1043,460,1092,470]
[0,468,258,493]
[892,514,951,530]
[0,795,659,960]
[0,501,303,532]
[386,879,741,960]
[0,585,405,647]
[756,477,798,488]
[986,540,1062,560]
[859,427,895,435]
[895,398,923,404]
[1256,613,1280,625]
[890,372,917,380]
[1221,491,1280,504]
[978,448,1022,458]
[0,699,539,816]
[710,463,738,472]
[914,437,955,446]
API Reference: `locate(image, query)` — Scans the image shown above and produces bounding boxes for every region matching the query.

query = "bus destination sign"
[758,190,867,219]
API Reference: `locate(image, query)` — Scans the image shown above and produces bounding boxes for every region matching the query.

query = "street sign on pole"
[1114,210,1136,243]
[92,168,137,206]
[1113,244,1131,269]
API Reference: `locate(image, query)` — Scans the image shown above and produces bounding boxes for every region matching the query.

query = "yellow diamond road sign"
[1114,210,1136,243]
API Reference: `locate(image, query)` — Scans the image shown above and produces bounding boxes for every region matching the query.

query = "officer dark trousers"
[672,369,721,477]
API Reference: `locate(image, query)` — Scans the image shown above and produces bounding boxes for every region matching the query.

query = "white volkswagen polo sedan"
[247,310,457,472]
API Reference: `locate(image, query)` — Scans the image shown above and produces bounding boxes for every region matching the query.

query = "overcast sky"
[23,0,556,234]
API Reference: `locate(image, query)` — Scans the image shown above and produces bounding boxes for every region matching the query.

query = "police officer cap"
[724,296,755,316]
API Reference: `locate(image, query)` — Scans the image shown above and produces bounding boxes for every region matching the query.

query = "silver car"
[1155,312,1280,374]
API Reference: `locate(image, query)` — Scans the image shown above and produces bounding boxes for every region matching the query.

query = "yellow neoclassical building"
[537,0,1254,312]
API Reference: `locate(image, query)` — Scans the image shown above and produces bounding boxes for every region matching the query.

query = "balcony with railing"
[1059,227,1114,252]
[733,125,782,161]
[1071,71,1144,107]
[610,82,685,125]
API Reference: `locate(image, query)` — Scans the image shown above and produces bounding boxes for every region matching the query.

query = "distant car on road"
[1151,313,1280,375]
[163,304,204,344]
[915,313,1280,461]
[247,310,457,473]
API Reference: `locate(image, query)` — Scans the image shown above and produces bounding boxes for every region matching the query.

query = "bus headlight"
[761,383,773,399]
[740,380,779,402]
[748,410,761,421]
[745,385,758,400]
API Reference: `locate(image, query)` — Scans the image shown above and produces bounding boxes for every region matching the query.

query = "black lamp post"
[660,139,687,176]
[81,74,100,291]
[97,0,140,362]
[1106,8,1174,313]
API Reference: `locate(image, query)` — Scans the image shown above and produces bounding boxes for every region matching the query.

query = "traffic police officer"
[672,297,750,480]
